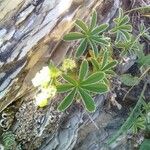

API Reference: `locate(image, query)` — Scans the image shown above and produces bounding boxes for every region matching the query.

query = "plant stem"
[123,67,150,101]
[107,81,148,145]
[124,6,150,14]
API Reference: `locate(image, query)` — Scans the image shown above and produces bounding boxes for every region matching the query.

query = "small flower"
[47,86,57,98]
[35,91,49,107]
[35,86,57,107]
[50,67,62,78]
[36,98,48,107]
[32,66,51,87]
[62,58,76,71]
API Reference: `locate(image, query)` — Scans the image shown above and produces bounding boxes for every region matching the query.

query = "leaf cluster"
[64,11,110,58]
[57,60,109,112]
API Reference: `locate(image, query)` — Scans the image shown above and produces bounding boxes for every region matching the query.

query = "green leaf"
[91,24,108,35]
[101,51,108,69]
[118,8,123,18]
[120,30,131,41]
[79,59,89,81]
[120,24,132,32]
[81,83,109,93]
[76,39,87,58]
[62,74,77,86]
[119,15,130,26]
[63,32,85,41]
[58,88,76,111]
[91,36,110,46]
[75,19,89,33]
[120,74,139,86]
[81,72,104,85]
[105,70,116,75]
[101,60,117,71]
[90,10,97,30]
[138,54,150,66]
[78,88,96,112]
[140,139,150,150]
[115,31,122,43]
[88,39,98,57]
[90,58,100,70]
[56,84,74,93]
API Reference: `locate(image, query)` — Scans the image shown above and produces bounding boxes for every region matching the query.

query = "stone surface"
[0,0,137,149]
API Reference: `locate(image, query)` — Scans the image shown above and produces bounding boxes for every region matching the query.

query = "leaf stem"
[124,6,150,14]
[107,81,148,145]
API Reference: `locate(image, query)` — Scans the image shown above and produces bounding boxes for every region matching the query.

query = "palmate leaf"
[56,84,74,93]
[76,39,87,58]
[78,88,96,112]
[58,88,76,111]
[90,10,97,30]
[79,59,89,81]
[111,9,132,43]
[63,10,110,58]
[63,32,85,41]
[81,83,109,93]
[81,72,104,85]
[57,59,109,112]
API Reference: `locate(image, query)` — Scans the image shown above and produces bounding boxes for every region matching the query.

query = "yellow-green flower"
[35,86,57,107]
[50,67,62,78]
[47,86,57,98]
[32,66,51,87]
[35,91,49,107]
[62,58,76,71]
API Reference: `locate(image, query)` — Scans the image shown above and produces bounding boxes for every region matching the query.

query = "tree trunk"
[0,0,132,149]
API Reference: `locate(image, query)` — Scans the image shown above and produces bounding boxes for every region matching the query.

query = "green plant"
[131,116,146,134]
[107,82,148,145]
[115,36,142,55]
[120,74,139,86]
[57,59,109,112]
[90,50,117,77]
[139,22,150,40]
[111,8,132,43]
[140,139,150,150]
[2,131,22,150]
[63,11,110,58]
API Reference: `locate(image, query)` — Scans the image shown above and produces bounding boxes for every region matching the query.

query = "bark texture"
[0,0,132,149]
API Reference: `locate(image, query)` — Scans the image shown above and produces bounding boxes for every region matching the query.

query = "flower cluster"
[35,86,57,107]
[61,58,76,71]
[32,59,76,108]
[32,66,57,107]
[32,66,51,87]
